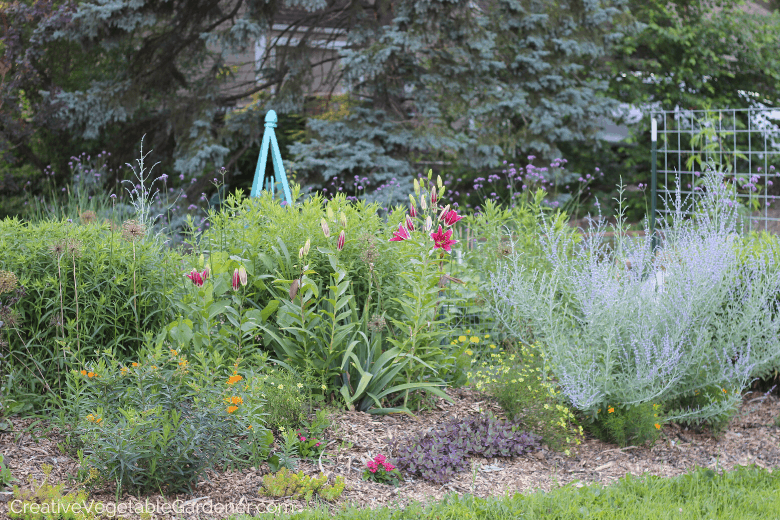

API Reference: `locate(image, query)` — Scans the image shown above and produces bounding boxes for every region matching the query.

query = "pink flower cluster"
[366,454,395,474]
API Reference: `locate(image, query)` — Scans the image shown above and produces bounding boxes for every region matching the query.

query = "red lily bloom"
[430,225,457,252]
[389,223,410,242]
[186,268,204,287]
[442,210,462,227]
[406,215,415,231]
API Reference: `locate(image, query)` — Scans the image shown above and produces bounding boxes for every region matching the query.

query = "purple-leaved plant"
[391,414,541,484]
[488,166,780,424]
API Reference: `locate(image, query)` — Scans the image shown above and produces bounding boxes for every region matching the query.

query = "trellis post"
[650,116,658,255]
[250,110,293,206]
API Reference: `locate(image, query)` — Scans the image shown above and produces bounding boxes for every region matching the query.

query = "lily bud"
[438,204,451,221]
[437,175,443,190]
[299,247,305,259]
[326,206,334,222]
[303,238,311,256]
[409,202,417,218]
[201,267,210,280]
[420,194,427,211]
[320,218,331,238]
[232,268,240,290]
[424,216,432,232]
[406,214,415,231]
[339,212,347,228]
[337,230,346,251]
[430,186,437,206]
[238,266,248,286]
[413,178,420,196]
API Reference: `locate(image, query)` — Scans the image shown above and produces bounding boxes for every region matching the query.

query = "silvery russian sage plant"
[488,167,780,424]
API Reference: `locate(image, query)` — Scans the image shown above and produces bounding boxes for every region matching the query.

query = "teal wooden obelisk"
[250,110,293,206]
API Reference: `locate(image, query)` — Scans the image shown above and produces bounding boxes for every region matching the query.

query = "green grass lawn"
[239,465,780,520]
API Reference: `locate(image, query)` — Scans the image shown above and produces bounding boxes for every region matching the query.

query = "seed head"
[0,271,18,295]
[121,220,146,242]
[79,211,97,225]
[49,241,67,257]
[67,238,82,258]
[367,314,386,333]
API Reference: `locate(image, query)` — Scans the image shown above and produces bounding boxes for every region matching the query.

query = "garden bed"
[1,386,779,519]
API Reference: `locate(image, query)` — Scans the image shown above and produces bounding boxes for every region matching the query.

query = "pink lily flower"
[389,223,410,242]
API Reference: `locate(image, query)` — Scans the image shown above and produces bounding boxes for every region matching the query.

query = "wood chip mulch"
[1,387,779,519]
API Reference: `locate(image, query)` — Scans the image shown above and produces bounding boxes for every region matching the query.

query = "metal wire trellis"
[650,107,780,238]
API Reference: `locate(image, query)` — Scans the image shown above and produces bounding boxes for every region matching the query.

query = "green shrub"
[258,468,345,502]
[585,401,664,447]
[55,344,273,494]
[0,217,182,409]
[467,342,583,453]
[200,188,403,315]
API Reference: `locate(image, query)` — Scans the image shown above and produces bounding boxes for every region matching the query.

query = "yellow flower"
[458,336,467,343]
[227,375,243,385]
[484,334,490,339]
[321,384,327,390]
[470,336,479,343]
[178,359,188,368]
[120,366,128,375]
[227,406,239,413]
[85,414,95,422]
[655,423,661,430]
[489,344,496,349]
[278,384,283,390]
[465,349,473,356]
[608,406,614,413]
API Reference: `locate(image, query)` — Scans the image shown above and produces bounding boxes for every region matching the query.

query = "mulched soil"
[1,386,779,519]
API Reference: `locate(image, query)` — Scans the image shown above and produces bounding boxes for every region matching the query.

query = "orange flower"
[170,349,178,357]
[87,372,96,378]
[132,362,139,367]
[722,388,727,394]
[608,406,614,414]
[655,423,661,430]
[80,370,87,376]
[96,417,103,424]
[227,405,239,413]
[227,374,243,385]
[229,396,243,405]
